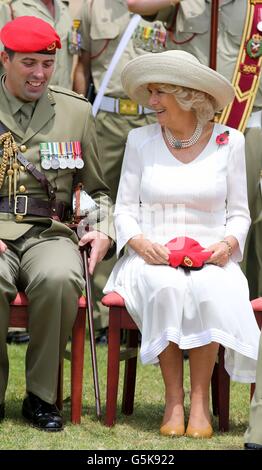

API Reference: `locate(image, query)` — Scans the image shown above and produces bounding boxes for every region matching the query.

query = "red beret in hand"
[165,237,212,269]
[0,16,61,53]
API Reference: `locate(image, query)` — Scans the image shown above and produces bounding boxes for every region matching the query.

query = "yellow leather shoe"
[185,423,213,439]
[160,423,185,437]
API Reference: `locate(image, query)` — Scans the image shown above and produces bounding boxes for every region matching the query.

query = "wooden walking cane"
[209,0,220,70]
[80,245,102,419]
[74,184,101,418]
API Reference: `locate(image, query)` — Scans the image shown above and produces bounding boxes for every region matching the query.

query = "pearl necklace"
[164,122,203,149]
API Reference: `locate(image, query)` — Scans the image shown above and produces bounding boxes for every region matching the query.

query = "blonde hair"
[157,83,216,126]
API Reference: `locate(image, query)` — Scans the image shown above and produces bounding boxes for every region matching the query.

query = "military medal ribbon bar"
[133,23,166,53]
[39,141,84,170]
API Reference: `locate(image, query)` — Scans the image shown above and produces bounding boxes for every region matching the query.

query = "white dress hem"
[140,326,257,369]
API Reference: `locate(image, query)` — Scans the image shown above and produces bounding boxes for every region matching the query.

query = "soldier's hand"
[79,230,111,274]
[0,240,7,254]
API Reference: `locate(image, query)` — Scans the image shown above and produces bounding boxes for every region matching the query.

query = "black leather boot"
[22,392,63,431]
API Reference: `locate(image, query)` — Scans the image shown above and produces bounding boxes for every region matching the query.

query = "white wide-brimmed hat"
[121,50,235,111]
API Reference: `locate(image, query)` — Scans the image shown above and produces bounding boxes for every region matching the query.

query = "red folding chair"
[9,292,86,424]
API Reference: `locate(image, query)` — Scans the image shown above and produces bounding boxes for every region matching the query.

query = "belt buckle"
[119,98,138,115]
[14,195,28,216]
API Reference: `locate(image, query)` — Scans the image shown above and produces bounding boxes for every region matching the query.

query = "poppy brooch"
[216,130,229,146]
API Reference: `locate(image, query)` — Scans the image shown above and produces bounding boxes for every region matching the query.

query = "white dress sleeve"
[225,131,251,262]
[114,130,143,256]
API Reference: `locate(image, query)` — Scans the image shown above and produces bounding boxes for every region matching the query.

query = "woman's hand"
[205,238,236,267]
[0,240,7,254]
[128,236,170,265]
[204,242,229,267]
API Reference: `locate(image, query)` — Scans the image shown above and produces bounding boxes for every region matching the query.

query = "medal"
[40,142,51,170]
[58,142,67,168]
[51,157,60,170]
[68,19,81,55]
[59,142,68,169]
[133,23,166,53]
[75,158,84,169]
[50,142,60,170]
[67,157,76,169]
[72,141,84,169]
[66,141,75,169]
[59,157,68,169]
[41,157,51,170]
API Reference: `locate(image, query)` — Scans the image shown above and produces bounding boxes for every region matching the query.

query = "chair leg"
[56,361,64,411]
[211,361,219,417]
[250,310,262,401]
[122,329,139,415]
[215,346,230,431]
[250,383,255,401]
[71,307,86,424]
[105,307,121,426]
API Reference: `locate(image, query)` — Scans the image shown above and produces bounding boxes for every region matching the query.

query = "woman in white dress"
[104,51,260,438]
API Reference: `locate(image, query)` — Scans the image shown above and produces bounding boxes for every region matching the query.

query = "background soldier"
[127,0,262,301]
[0,16,113,430]
[0,0,76,89]
[73,0,166,337]
[69,0,83,18]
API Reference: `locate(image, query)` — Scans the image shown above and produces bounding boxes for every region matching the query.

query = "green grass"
[0,341,250,450]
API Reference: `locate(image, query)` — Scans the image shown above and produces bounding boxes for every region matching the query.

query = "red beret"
[0,16,61,53]
[165,237,212,269]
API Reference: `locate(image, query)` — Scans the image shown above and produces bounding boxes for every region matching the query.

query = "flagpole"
[209,0,220,69]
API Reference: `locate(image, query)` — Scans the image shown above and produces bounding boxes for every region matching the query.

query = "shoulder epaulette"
[48,85,88,102]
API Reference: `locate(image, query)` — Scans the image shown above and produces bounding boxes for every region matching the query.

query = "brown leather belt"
[0,195,70,221]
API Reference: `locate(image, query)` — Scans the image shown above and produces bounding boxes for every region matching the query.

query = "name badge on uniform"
[68,19,82,55]
[39,141,84,170]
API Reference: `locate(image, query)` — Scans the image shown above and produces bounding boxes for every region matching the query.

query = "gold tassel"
[0,133,11,190]
[7,168,13,206]
[13,161,19,197]
[0,131,19,202]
